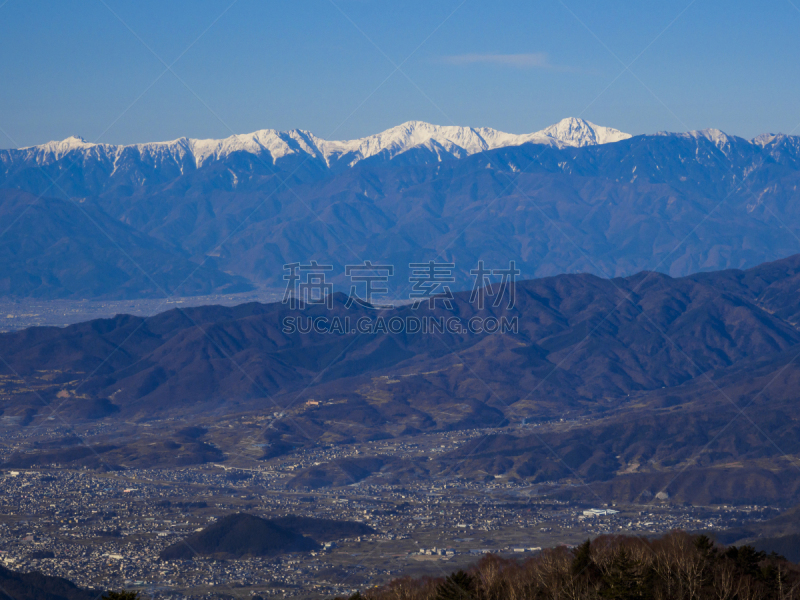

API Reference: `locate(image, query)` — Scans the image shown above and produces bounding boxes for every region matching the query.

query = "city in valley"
[0,418,780,599]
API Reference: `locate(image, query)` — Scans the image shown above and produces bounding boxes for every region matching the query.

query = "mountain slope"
[0,564,100,600]
[4,255,800,503]
[83,128,800,292]
[159,513,319,559]
[0,188,252,298]
[3,119,800,301]
[2,253,800,420]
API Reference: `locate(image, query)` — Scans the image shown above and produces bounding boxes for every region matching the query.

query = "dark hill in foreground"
[159,513,373,559]
[0,563,100,600]
[160,513,317,559]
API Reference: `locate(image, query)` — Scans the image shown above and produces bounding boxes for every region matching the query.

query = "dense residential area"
[0,447,786,599]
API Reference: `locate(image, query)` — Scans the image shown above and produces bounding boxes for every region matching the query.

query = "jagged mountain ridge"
[3,119,800,299]
[6,117,630,171]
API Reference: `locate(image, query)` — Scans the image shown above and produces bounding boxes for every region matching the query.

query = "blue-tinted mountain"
[0,188,252,298]
[4,121,800,298]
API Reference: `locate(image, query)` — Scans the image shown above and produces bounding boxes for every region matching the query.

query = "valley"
[0,431,780,599]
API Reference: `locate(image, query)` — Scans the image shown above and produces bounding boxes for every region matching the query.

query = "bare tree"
[712,559,740,600]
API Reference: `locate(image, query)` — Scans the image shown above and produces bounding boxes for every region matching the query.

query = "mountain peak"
[752,132,784,147]
[14,119,633,169]
[539,117,632,146]
[654,128,747,149]
[18,135,96,162]
[38,134,91,149]
[692,128,732,145]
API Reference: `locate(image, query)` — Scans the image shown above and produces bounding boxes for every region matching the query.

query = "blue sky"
[1,0,799,147]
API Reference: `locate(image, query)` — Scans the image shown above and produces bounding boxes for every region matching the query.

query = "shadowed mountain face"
[714,504,800,561]
[0,188,253,299]
[3,129,800,298]
[2,253,800,420]
[0,563,100,600]
[3,254,800,505]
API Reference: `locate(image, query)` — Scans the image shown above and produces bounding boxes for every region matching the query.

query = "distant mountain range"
[3,118,800,299]
[7,117,630,172]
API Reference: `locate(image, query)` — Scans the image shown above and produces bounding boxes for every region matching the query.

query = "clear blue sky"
[1,0,799,147]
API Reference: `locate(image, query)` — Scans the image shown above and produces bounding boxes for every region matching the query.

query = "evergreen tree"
[693,534,715,557]
[722,544,766,579]
[600,548,651,600]
[102,592,139,600]
[572,539,593,576]
[435,570,475,600]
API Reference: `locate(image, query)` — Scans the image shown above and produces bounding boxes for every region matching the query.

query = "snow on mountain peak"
[301,118,631,165]
[751,133,784,147]
[312,121,499,164]
[656,128,742,155]
[538,117,632,146]
[691,128,733,146]
[19,118,633,170]
[36,135,91,149]
[655,128,753,151]
[20,135,97,162]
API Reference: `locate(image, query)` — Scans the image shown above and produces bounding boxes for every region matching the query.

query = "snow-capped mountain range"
[5,114,800,301]
[16,117,631,169]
